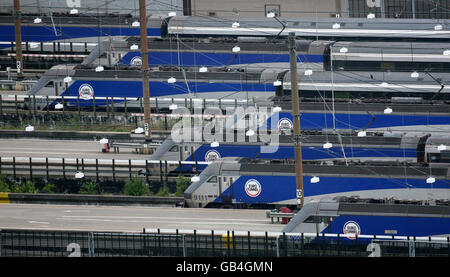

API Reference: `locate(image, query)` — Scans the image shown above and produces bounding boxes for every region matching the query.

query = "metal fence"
[1,229,449,257]
[0,156,208,182]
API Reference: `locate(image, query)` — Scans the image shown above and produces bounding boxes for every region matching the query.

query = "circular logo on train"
[343,221,361,240]
[130,56,142,67]
[78,84,94,100]
[244,179,261,197]
[278,118,293,132]
[205,150,221,162]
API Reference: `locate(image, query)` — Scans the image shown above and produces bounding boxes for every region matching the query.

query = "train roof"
[213,157,450,179]
[282,197,450,233]
[167,16,450,40]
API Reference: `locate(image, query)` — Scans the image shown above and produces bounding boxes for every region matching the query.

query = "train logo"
[278,118,293,132]
[343,221,361,240]
[244,179,261,197]
[78,84,94,100]
[205,150,221,162]
[130,56,143,67]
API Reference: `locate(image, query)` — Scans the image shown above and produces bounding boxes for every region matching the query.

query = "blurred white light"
[210,141,219,148]
[34,17,42,24]
[273,80,282,86]
[132,20,140,27]
[232,46,240,53]
[55,103,64,110]
[191,176,200,182]
[246,129,255,136]
[332,23,340,29]
[426,177,435,184]
[266,12,275,18]
[75,172,84,179]
[25,125,34,132]
[304,69,313,76]
[434,24,443,31]
[99,138,109,144]
[357,131,366,137]
[273,106,282,112]
[135,127,144,134]
[367,13,375,19]
[380,82,389,87]
[323,142,332,149]
[130,44,138,50]
[232,22,240,28]
[69,8,78,15]
[167,77,177,83]
[169,104,178,110]
[410,71,419,78]
[384,107,393,114]
[95,66,104,72]
[310,176,320,183]
[339,47,348,53]
[437,144,447,151]
[168,11,177,17]
[63,76,72,83]
[29,42,39,49]
[443,50,450,56]
[199,66,208,73]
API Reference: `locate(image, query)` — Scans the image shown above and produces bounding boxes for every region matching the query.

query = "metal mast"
[139,0,152,143]
[288,32,304,209]
[14,0,23,80]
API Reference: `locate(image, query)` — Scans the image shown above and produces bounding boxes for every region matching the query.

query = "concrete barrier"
[7,193,184,207]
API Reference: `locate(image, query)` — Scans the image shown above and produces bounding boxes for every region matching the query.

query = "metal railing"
[0,156,209,182]
[1,228,449,257]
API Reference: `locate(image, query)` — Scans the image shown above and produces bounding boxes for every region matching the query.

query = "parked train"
[25,63,279,110]
[85,37,450,73]
[282,198,450,240]
[25,63,450,109]
[149,131,448,173]
[183,156,450,209]
[165,16,450,41]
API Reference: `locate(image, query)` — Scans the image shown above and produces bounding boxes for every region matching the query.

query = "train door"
[219,176,234,207]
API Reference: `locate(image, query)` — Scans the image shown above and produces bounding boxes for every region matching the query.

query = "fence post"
[46,95,49,115]
[46,157,49,180]
[0,229,2,257]
[29,157,32,180]
[88,232,95,257]
[96,159,99,182]
[0,95,3,115]
[276,237,280,257]
[409,240,416,257]
[182,234,187,257]
[62,158,65,179]
[13,156,16,180]
[112,159,116,182]
[128,159,132,179]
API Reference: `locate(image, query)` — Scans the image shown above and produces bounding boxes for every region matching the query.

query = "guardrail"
[0,94,249,117]
[1,228,449,257]
[0,156,209,182]
[2,193,183,207]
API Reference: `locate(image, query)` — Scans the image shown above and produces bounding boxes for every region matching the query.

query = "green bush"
[79,181,100,194]
[0,174,10,192]
[156,186,171,197]
[17,181,38,193]
[41,183,56,193]
[123,177,151,196]
[175,176,190,197]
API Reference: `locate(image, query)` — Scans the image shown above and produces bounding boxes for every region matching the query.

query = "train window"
[304,216,334,224]
[169,145,179,152]
[207,176,217,183]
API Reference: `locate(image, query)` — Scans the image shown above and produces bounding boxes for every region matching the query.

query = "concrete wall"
[190,0,347,18]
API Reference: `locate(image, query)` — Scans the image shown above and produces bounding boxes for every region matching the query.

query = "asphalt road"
[0,203,285,233]
[0,138,146,160]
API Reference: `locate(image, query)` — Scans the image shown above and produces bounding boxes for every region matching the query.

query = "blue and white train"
[282,198,450,240]
[184,157,450,209]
